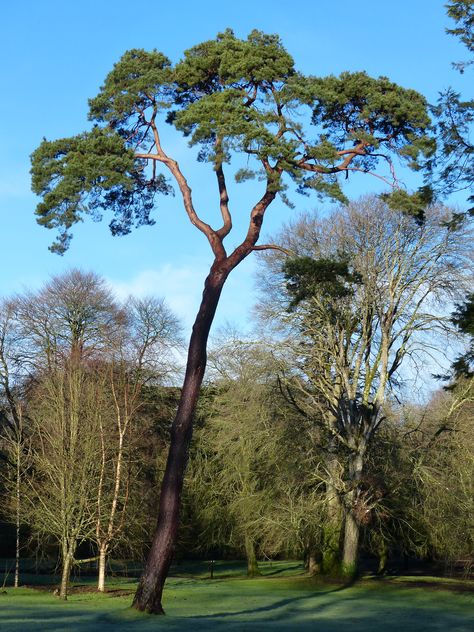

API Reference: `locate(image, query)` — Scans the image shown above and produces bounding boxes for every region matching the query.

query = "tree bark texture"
[59,550,73,600]
[377,539,388,575]
[341,508,360,578]
[132,268,227,614]
[321,446,343,576]
[14,441,20,589]
[97,544,107,592]
[245,535,261,577]
[341,450,365,579]
[307,549,322,576]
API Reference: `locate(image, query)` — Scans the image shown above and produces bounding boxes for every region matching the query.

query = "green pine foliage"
[381,187,434,225]
[283,255,362,308]
[446,0,474,71]
[31,30,435,253]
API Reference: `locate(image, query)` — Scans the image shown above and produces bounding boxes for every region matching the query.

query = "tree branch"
[252,244,294,256]
[214,139,232,241]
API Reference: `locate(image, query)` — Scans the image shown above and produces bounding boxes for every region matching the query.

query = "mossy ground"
[0,561,473,631]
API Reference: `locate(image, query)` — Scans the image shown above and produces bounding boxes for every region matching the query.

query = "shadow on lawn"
[261,563,302,577]
[191,582,353,620]
[1,587,473,632]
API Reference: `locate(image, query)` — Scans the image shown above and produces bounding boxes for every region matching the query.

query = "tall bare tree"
[0,300,30,588]
[258,196,472,576]
[8,272,182,597]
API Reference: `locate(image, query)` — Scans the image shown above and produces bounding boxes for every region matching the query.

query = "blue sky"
[0,0,470,339]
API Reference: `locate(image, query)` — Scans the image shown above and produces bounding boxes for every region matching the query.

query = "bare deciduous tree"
[258,196,472,576]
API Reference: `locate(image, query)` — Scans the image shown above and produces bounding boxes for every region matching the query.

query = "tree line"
[0,195,472,598]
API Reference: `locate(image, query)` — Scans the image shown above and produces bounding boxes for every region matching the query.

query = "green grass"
[0,564,473,631]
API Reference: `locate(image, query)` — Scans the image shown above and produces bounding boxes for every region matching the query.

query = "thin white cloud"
[107,257,257,335]
[107,262,210,331]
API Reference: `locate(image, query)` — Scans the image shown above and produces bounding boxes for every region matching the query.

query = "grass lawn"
[0,562,473,631]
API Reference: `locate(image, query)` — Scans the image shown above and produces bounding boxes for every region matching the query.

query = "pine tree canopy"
[446,0,474,70]
[31,29,435,253]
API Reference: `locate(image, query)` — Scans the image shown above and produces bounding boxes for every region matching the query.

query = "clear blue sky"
[0,0,470,336]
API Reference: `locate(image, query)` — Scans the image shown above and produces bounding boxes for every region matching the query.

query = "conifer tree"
[30,30,434,613]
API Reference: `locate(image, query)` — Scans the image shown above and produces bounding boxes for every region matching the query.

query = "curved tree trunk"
[132,267,227,614]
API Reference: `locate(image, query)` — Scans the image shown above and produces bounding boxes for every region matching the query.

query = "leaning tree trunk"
[132,268,227,614]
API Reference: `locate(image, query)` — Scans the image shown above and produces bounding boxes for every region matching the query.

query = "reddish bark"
[132,265,228,613]
[132,162,277,613]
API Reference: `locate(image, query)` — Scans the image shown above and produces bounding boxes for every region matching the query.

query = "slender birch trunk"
[95,417,125,592]
[14,437,20,589]
[97,544,107,593]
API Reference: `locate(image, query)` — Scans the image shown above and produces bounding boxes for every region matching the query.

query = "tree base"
[132,599,166,615]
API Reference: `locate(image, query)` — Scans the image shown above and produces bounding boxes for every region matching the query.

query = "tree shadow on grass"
[262,563,303,577]
[1,589,473,632]
[190,582,353,620]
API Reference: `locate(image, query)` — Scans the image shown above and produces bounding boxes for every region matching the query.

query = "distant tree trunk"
[321,443,343,576]
[377,539,388,575]
[59,547,74,600]
[132,267,227,614]
[341,508,360,579]
[321,497,342,575]
[245,535,261,577]
[97,544,107,593]
[341,449,365,579]
[14,437,21,589]
[307,549,322,576]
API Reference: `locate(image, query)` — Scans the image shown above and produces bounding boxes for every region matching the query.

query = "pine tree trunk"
[97,544,107,592]
[245,535,261,577]
[132,269,227,614]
